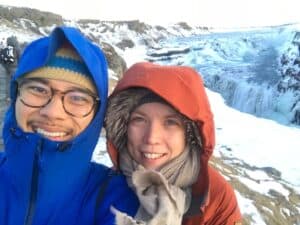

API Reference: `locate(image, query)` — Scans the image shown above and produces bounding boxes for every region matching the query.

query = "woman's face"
[127,102,186,170]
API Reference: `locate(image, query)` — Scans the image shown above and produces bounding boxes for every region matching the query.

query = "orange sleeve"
[202,166,242,225]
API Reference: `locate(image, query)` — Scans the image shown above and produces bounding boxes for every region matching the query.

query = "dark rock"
[176,22,192,31]
[292,32,300,45]
[126,20,149,34]
[292,109,300,125]
[0,5,63,27]
[293,57,300,65]
[116,39,135,50]
[154,25,166,31]
[260,166,281,179]
[280,54,289,65]
[99,42,127,79]
[147,47,190,57]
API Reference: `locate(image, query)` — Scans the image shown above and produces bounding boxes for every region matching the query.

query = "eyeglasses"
[17,79,99,118]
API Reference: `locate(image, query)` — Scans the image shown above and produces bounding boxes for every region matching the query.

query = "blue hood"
[4,26,108,153]
[0,26,115,225]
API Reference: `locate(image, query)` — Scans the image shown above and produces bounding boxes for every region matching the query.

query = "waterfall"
[204,74,280,120]
[231,82,275,116]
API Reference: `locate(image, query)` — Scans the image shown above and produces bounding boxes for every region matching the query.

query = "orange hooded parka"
[107,62,242,225]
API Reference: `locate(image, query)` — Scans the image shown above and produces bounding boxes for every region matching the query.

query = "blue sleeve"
[95,173,139,225]
[0,152,6,166]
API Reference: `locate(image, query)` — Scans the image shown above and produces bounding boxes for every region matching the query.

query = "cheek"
[127,126,143,156]
[127,126,136,148]
[127,125,143,144]
[74,115,94,133]
[171,131,186,156]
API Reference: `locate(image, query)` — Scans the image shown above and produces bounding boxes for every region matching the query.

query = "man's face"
[15,78,96,141]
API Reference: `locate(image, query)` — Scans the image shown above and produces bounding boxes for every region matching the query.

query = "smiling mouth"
[143,152,165,159]
[36,128,67,138]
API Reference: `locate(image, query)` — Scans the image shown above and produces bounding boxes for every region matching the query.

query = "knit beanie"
[23,44,96,94]
[130,91,171,114]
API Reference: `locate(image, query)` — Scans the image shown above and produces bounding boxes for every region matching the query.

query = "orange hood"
[107,62,215,194]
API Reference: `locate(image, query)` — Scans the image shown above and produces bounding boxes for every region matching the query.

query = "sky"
[1,0,300,28]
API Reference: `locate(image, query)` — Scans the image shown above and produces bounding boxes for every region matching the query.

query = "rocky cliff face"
[278,31,300,125]
[0,5,63,27]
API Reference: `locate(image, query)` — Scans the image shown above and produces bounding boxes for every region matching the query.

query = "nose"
[143,120,162,145]
[39,95,66,119]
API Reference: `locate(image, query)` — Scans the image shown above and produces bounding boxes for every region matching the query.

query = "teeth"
[143,153,164,159]
[36,128,66,137]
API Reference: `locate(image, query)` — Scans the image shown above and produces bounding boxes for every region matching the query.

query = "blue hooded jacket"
[0,26,138,225]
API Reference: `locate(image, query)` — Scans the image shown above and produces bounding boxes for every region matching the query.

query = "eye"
[24,82,50,97]
[165,119,178,126]
[165,117,183,127]
[129,115,146,124]
[65,91,94,106]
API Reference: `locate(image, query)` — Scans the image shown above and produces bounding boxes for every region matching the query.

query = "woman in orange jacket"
[105,62,242,225]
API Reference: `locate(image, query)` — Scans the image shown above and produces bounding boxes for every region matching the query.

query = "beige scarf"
[112,147,200,225]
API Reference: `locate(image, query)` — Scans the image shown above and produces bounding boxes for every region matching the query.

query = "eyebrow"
[21,77,95,95]
[18,77,49,86]
[132,109,182,120]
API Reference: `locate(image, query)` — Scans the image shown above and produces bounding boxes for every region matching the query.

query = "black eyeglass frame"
[17,78,100,118]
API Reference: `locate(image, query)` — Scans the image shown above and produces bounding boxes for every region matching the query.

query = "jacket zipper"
[23,139,43,225]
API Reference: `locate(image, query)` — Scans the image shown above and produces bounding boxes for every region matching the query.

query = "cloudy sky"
[1,0,300,28]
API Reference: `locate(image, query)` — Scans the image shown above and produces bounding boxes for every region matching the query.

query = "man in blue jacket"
[0,26,138,225]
